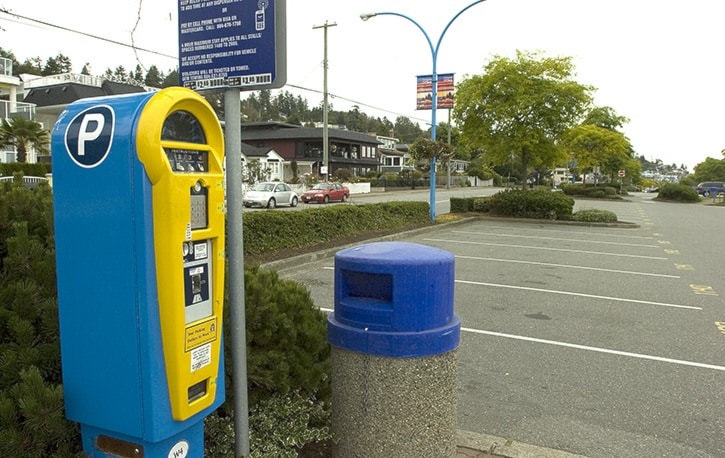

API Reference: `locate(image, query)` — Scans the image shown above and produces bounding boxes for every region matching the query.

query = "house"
[238,142,286,182]
[239,122,381,180]
[377,135,413,173]
[22,73,147,132]
[552,167,571,187]
[0,60,150,164]
[0,57,40,163]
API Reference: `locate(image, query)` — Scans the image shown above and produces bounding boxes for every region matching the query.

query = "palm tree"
[0,118,50,163]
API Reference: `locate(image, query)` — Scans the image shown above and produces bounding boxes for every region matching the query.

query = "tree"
[453,50,593,188]
[15,57,43,76]
[144,65,163,87]
[0,118,50,163]
[161,68,179,88]
[393,116,425,144]
[584,106,629,132]
[408,137,455,171]
[42,54,72,75]
[692,155,725,182]
[132,65,144,84]
[561,124,632,182]
[111,65,129,83]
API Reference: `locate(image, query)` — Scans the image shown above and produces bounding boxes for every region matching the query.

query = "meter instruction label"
[185,317,218,352]
[190,342,212,371]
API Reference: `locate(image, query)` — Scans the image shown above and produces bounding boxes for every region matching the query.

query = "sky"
[1,0,724,171]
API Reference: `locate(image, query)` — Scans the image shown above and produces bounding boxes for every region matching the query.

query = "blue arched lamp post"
[361,0,487,221]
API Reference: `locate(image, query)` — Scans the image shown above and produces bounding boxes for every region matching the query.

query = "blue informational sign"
[178,0,286,91]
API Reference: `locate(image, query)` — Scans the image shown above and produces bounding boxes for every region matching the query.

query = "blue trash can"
[328,241,460,457]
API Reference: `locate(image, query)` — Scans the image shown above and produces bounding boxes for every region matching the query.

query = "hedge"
[242,201,430,256]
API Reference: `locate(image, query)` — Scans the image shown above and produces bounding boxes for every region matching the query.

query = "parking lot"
[274,195,725,457]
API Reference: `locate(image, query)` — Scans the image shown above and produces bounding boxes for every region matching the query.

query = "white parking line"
[451,230,660,248]
[454,255,680,278]
[461,328,725,372]
[320,306,720,370]
[455,279,702,310]
[425,238,668,260]
[472,224,655,240]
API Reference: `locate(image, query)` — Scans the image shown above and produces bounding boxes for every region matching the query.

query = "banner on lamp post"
[416,73,455,110]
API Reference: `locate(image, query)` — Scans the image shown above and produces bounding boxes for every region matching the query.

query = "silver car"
[243,182,299,208]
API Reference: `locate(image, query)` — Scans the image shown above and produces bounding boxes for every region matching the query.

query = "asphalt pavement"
[266,192,725,457]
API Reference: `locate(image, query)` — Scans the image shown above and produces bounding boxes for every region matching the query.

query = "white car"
[243,182,299,208]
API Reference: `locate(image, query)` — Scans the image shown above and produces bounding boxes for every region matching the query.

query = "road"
[273,190,725,457]
[244,185,502,214]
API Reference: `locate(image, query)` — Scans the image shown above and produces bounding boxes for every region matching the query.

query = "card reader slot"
[188,380,207,403]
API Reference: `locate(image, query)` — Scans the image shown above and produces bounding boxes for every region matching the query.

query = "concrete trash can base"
[328,242,460,457]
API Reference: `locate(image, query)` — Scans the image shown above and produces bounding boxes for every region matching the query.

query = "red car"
[301,182,350,204]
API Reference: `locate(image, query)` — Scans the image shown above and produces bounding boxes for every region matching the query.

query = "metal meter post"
[53,87,226,457]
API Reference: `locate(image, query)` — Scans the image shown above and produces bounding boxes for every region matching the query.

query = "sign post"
[178,2,287,456]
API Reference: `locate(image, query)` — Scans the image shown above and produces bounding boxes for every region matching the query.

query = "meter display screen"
[162,110,206,144]
[164,148,209,174]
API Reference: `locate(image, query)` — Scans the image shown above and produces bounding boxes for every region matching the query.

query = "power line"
[0,7,430,125]
[0,7,176,60]
[285,83,430,125]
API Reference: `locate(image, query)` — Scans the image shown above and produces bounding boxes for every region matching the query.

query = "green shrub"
[656,183,700,202]
[232,265,330,406]
[242,202,430,256]
[472,197,490,212]
[208,263,332,456]
[0,163,51,178]
[572,209,618,223]
[450,197,474,213]
[0,180,81,456]
[561,184,622,199]
[206,390,333,458]
[0,178,345,455]
[486,189,574,220]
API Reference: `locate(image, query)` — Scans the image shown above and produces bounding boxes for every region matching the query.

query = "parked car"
[301,182,350,204]
[243,182,299,208]
[696,181,725,197]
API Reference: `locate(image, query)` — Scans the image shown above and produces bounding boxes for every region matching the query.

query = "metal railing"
[23,72,105,89]
[0,99,36,120]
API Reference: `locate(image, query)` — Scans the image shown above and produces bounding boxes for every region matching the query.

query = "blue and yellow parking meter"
[52,87,225,457]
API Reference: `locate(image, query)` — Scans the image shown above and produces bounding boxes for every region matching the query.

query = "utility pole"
[313,20,336,182]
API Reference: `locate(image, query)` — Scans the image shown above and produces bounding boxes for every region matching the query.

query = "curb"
[457,430,586,458]
[261,217,477,272]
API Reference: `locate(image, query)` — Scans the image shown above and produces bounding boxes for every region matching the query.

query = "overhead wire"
[0,6,176,60]
[0,7,430,125]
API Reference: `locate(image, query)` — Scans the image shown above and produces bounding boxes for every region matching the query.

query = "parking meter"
[52,87,225,457]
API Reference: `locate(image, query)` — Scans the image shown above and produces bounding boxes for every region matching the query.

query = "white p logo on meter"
[64,105,115,168]
[78,113,105,157]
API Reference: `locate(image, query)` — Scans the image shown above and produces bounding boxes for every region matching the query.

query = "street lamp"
[361,0,487,221]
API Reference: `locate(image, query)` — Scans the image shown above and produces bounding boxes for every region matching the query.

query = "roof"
[240,142,273,158]
[23,80,146,107]
[241,123,381,145]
